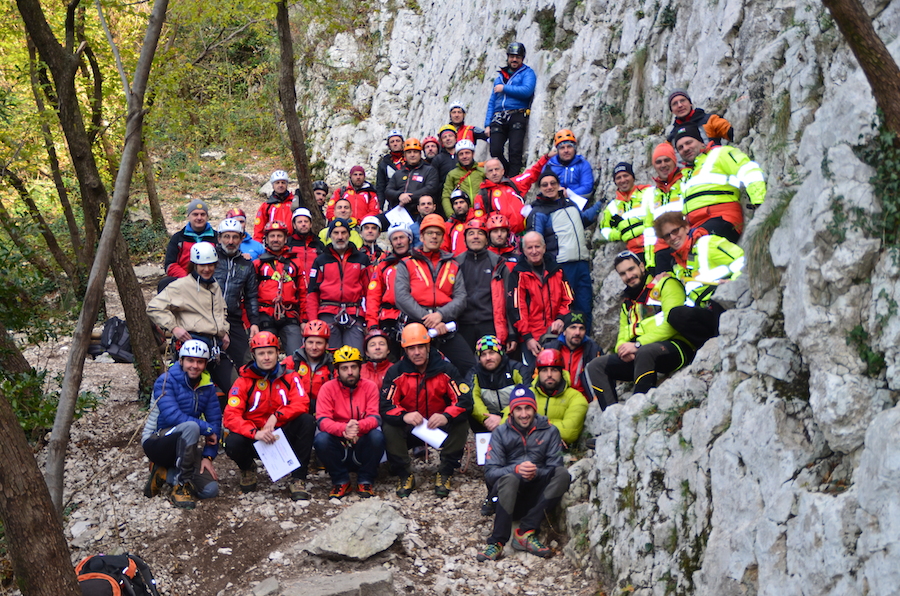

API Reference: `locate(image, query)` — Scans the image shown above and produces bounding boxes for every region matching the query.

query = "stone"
[253,577,280,596]
[200,150,226,161]
[304,500,406,560]
[280,570,394,596]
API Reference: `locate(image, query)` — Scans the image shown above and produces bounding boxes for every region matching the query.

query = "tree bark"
[140,137,166,229]
[0,386,81,596]
[822,0,900,135]
[0,320,32,374]
[0,196,57,280]
[17,0,168,512]
[275,1,325,230]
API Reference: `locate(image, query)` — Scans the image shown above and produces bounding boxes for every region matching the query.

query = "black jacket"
[213,247,260,325]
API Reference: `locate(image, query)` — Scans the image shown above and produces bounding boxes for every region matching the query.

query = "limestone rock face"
[293,0,900,593]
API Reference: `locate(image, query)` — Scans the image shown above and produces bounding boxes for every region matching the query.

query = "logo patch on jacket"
[256,380,268,390]
[227,396,241,407]
[412,175,423,182]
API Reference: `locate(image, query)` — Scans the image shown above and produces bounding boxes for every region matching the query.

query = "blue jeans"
[559,260,593,332]
[313,428,385,485]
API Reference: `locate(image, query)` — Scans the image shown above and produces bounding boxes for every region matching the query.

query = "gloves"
[609,214,624,227]
[704,114,732,140]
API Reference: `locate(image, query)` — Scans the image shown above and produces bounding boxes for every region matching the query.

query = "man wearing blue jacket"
[477,386,570,561]
[142,340,222,509]
[485,42,536,177]
[545,129,595,197]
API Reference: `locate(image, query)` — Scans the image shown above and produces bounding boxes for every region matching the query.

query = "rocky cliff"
[295,0,900,593]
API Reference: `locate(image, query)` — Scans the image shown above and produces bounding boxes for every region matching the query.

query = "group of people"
[140,42,765,563]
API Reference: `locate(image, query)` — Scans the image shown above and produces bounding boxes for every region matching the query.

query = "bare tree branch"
[95,0,130,94]
[192,19,262,65]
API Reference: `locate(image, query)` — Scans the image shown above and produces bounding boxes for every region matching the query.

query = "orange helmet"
[535,348,564,369]
[403,138,423,152]
[303,319,331,339]
[226,208,246,219]
[264,221,289,235]
[250,331,280,351]
[485,213,510,231]
[401,323,431,348]
[465,218,486,232]
[420,213,446,234]
[554,129,577,146]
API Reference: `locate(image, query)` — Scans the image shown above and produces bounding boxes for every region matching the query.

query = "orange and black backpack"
[75,553,160,596]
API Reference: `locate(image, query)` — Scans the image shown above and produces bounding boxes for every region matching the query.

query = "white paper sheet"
[475,432,492,465]
[411,422,447,449]
[567,189,588,210]
[253,428,301,482]
[384,204,415,227]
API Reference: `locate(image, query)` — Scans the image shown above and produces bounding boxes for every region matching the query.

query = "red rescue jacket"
[307,245,371,320]
[254,249,306,320]
[283,349,334,414]
[252,193,295,242]
[380,348,472,423]
[403,249,460,309]
[365,252,408,328]
[507,257,573,343]
[326,183,380,221]
[361,359,393,389]
[224,363,308,439]
[315,377,381,437]
[287,232,324,287]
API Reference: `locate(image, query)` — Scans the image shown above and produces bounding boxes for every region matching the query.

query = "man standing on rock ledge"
[477,386,570,562]
[485,42,536,177]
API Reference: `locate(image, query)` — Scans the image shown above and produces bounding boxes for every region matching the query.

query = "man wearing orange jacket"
[223,331,315,500]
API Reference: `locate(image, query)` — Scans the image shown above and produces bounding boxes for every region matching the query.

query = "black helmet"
[506,42,526,57]
[312,180,329,193]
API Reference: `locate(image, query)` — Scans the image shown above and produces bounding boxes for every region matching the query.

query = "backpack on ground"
[75,553,161,596]
[98,317,134,363]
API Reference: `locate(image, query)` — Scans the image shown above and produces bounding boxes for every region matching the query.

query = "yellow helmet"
[333,345,363,364]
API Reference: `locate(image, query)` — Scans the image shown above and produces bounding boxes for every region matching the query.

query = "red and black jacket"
[252,192,295,242]
[163,225,216,278]
[379,347,473,425]
[283,348,334,415]
[507,256,573,343]
[253,249,306,321]
[365,251,408,328]
[287,232,324,286]
[306,245,371,320]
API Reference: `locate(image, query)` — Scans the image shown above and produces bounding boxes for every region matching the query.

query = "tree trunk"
[28,39,86,273]
[141,137,166,229]
[0,166,78,285]
[0,197,57,280]
[275,1,325,230]
[17,0,169,513]
[0,386,82,596]
[822,0,900,135]
[0,320,32,374]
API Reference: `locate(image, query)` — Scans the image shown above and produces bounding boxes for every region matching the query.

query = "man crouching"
[477,386,570,561]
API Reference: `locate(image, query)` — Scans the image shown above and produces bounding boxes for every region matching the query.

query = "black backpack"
[75,553,160,596]
[98,317,134,363]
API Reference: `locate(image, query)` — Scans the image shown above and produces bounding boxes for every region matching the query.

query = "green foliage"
[875,288,898,330]
[747,190,794,293]
[658,4,677,30]
[826,196,868,244]
[854,116,900,246]
[3,370,105,444]
[121,219,168,262]
[846,325,885,377]
[535,8,557,49]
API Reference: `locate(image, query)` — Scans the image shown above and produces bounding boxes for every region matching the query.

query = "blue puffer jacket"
[546,154,595,197]
[484,64,537,127]
[142,363,222,459]
[241,232,265,260]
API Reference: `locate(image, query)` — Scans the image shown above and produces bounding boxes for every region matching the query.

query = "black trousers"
[224,414,315,480]
[258,314,303,356]
[225,313,250,367]
[668,303,724,350]
[458,321,497,354]
[435,332,476,377]
[694,216,740,243]
[490,111,529,176]
[584,340,694,409]
[487,466,571,544]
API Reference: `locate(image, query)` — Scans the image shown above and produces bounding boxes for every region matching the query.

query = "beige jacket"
[147,274,229,338]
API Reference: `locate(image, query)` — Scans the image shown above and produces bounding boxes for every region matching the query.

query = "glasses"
[661,227,686,240]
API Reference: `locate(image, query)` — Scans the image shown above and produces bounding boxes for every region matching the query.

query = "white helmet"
[361,216,383,231]
[386,129,404,141]
[190,242,218,264]
[292,207,312,221]
[179,339,210,360]
[388,222,412,240]
[455,139,476,153]
[269,170,290,184]
[449,102,466,113]
[217,218,243,234]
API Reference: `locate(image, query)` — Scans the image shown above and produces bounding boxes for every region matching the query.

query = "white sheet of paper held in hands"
[411,422,447,449]
[475,432,492,465]
[385,204,415,227]
[567,189,588,210]
[253,428,300,482]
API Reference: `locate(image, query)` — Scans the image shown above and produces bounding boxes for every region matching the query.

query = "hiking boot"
[512,529,551,558]
[328,483,351,499]
[480,495,497,516]
[357,483,375,499]
[289,480,311,501]
[434,472,452,498]
[476,542,504,562]
[170,483,196,510]
[143,463,167,498]
[240,468,258,494]
[396,473,416,498]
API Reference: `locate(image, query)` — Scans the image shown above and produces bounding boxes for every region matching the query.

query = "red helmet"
[226,208,246,219]
[264,221,289,235]
[364,328,390,348]
[535,348,564,369]
[250,331,280,351]
[485,213,510,231]
[422,136,440,148]
[303,319,331,339]
[465,218,485,232]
